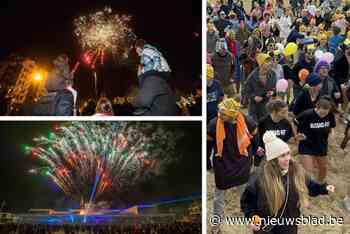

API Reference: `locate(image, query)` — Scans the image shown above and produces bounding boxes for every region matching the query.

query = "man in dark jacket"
[25,54,74,116]
[134,39,176,116]
[244,53,276,121]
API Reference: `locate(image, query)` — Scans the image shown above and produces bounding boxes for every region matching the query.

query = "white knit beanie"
[263,131,290,161]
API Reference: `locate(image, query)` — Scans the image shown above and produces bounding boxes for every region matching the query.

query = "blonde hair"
[261,159,309,216]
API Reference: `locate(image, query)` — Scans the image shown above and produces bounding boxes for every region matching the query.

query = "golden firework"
[74,7,134,63]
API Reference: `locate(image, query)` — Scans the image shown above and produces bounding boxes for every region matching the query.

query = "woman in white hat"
[241,131,335,234]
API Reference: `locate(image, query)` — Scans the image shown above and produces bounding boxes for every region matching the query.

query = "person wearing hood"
[208,98,258,234]
[315,60,341,103]
[133,39,177,116]
[292,73,322,116]
[244,53,277,121]
[31,54,74,116]
[241,131,335,234]
[212,38,235,95]
[328,26,345,55]
[226,30,242,93]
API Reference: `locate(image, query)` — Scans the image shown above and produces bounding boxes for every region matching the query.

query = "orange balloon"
[298,69,309,82]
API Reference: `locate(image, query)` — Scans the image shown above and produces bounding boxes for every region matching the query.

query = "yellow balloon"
[283,43,298,56]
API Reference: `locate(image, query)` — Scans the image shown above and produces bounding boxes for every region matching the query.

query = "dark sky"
[0,0,202,99]
[0,121,201,213]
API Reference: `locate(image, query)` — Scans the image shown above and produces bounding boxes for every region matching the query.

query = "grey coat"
[212,52,233,87]
[319,76,340,101]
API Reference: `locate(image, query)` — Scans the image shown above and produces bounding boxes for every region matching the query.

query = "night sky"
[0,121,201,213]
[0,0,202,100]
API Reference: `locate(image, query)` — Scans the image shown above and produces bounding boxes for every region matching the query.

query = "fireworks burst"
[74,7,134,68]
[25,122,182,204]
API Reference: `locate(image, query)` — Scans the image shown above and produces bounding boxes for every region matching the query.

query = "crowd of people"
[0,39,202,116]
[0,222,201,234]
[207,0,350,233]
[76,92,202,116]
